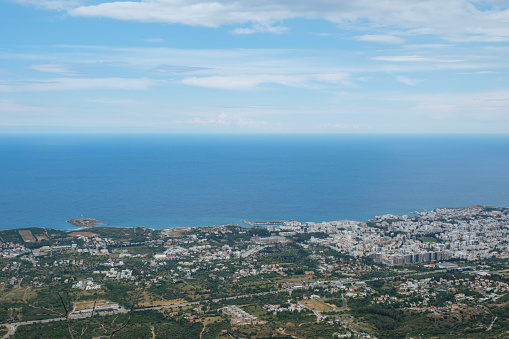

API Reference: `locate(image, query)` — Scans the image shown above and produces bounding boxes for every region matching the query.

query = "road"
[0,310,129,338]
[487,316,498,331]
[1,325,16,339]
[0,268,447,337]
[297,299,369,332]
[0,290,286,337]
[297,302,323,321]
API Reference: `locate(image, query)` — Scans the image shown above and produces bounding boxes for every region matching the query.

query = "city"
[0,206,508,338]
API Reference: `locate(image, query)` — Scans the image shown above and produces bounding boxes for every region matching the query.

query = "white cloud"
[0,99,48,113]
[182,73,354,90]
[311,33,333,37]
[396,76,421,86]
[231,24,288,35]
[355,35,404,44]
[87,98,147,105]
[405,44,454,49]
[313,73,357,88]
[13,0,81,10]
[69,1,241,27]
[457,71,502,74]
[372,55,463,63]
[27,63,77,75]
[174,112,267,126]
[152,65,210,73]
[404,90,509,119]
[182,75,306,90]
[0,77,161,92]
[314,73,348,82]
[56,0,509,41]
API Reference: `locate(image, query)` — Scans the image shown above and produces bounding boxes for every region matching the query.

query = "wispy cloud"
[9,44,503,82]
[182,75,305,90]
[402,90,509,119]
[182,73,354,90]
[26,63,78,75]
[355,35,404,44]
[396,76,421,86]
[231,24,288,35]
[372,55,463,63]
[173,112,267,126]
[457,71,502,74]
[87,98,147,105]
[51,0,509,41]
[0,77,162,92]
[313,73,357,88]
[405,44,454,49]
[13,0,82,10]
[0,99,49,113]
[152,65,211,74]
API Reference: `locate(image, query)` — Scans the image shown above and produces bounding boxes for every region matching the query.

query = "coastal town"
[266,205,509,264]
[0,205,509,338]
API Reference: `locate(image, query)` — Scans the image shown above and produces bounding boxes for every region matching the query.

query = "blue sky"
[1,0,509,133]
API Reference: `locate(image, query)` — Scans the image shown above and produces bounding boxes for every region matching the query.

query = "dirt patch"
[162,228,190,237]
[0,288,36,302]
[68,232,98,237]
[74,300,106,311]
[19,230,36,242]
[35,235,49,241]
[494,269,509,275]
[300,299,332,311]
[138,298,187,307]
[203,316,222,326]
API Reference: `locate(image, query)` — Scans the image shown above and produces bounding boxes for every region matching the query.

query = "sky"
[1,0,509,133]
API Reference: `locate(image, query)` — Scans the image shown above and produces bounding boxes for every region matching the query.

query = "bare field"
[300,299,333,311]
[138,299,187,307]
[137,292,187,307]
[494,270,509,278]
[162,228,191,237]
[68,232,98,237]
[19,230,36,242]
[74,300,107,311]
[203,316,222,325]
[276,275,315,283]
[0,288,37,302]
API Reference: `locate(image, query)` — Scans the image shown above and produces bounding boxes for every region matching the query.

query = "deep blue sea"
[1,134,508,230]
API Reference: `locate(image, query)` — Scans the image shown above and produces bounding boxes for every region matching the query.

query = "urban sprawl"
[1,205,509,338]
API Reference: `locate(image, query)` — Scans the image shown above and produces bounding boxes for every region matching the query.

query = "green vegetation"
[418,237,437,243]
[12,310,204,339]
[0,212,509,338]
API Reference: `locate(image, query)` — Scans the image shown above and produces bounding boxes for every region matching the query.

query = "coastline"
[2,134,509,231]
[0,205,503,233]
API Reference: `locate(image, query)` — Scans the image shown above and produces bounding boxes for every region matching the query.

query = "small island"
[67,217,108,228]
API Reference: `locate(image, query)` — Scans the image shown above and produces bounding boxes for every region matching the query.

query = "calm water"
[1,134,508,230]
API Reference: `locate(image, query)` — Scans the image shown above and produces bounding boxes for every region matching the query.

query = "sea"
[1,134,508,230]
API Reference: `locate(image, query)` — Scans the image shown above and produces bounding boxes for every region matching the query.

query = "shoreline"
[0,205,501,233]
